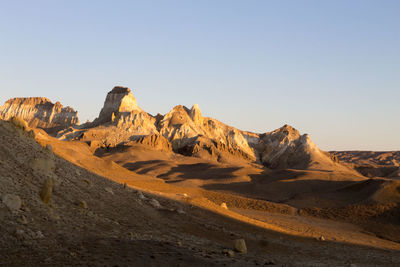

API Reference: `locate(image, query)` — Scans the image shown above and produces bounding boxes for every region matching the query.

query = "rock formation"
[28,85,340,170]
[256,125,339,169]
[92,86,143,125]
[0,97,78,131]
[157,104,257,161]
[57,87,158,146]
[130,134,172,152]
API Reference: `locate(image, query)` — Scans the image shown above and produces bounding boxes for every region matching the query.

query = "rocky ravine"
[0,97,78,132]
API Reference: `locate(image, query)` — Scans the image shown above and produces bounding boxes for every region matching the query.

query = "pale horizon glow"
[0,0,399,151]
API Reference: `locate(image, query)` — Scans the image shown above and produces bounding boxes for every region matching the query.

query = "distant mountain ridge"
[0,86,342,170]
[332,150,400,178]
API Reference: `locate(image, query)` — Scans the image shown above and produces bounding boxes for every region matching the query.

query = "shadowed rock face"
[0,97,78,130]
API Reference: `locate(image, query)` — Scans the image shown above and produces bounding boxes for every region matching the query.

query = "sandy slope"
[0,122,390,265]
[95,144,366,208]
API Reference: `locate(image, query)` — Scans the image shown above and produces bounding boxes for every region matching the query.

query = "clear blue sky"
[0,0,399,151]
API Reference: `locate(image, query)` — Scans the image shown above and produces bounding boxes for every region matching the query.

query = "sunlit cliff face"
[0,97,79,129]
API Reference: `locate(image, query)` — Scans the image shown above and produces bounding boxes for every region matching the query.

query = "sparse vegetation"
[39,177,54,204]
[10,116,28,131]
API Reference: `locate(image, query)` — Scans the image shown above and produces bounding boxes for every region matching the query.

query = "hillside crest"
[1,86,339,170]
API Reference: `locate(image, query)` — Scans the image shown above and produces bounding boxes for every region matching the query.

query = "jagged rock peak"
[161,105,192,128]
[190,104,203,124]
[0,97,79,130]
[190,104,201,113]
[5,97,51,105]
[94,86,143,125]
[270,124,301,141]
[161,104,203,127]
[110,86,131,94]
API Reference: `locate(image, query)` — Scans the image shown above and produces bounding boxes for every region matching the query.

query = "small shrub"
[10,116,28,131]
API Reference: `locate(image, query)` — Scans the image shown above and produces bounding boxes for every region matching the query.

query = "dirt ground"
[1,120,400,266]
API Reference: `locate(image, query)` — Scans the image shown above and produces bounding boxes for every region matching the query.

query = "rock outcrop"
[92,86,143,125]
[0,97,78,131]
[57,87,158,147]
[158,104,257,161]
[130,134,172,152]
[54,85,340,170]
[256,125,339,169]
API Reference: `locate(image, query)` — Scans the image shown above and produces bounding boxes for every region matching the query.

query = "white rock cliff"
[0,97,79,131]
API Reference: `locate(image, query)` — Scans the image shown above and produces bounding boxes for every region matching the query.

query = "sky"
[0,0,399,151]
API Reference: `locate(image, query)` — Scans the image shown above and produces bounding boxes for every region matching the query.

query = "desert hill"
[0,87,381,211]
[47,86,368,206]
[1,118,280,266]
[332,151,400,166]
[1,107,400,266]
[332,151,400,178]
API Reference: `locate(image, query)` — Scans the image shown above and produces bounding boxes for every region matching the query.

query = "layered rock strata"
[55,86,340,170]
[0,97,78,130]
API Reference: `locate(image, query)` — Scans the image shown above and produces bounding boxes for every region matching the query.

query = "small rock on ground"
[2,194,22,211]
[177,208,186,214]
[104,187,114,195]
[149,199,161,209]
[234,239,247,254]
[20,215,28,224]
[223,249,235,258]
[137,191,146,200]
[220,202,228,210]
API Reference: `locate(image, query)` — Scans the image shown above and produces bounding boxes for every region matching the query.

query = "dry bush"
[30,157,56,175]
[40,177,54,204]
[10,116,29,131]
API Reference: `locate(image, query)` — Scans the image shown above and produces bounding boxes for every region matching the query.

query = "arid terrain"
[1,87,400,266]
[332,151,400,179]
